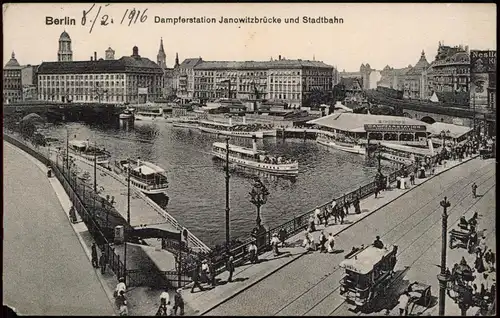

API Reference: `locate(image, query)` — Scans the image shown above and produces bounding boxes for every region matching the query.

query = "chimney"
[252,135,257,152]
[91,56,93,61]
[242,116,246,124]
[279,55,281,61]
[94,52,97,61]
[228,115,232,126]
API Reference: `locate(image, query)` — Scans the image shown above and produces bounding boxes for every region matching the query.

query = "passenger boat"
[134,108,168,122]
[198,120,276,138]
[171,119,199,129]
[211,137,298,175]
[377,141,435,165]
[119,109,134,120]
[114,158,169,195]
[68,140,111,166]
[316,131,367,155]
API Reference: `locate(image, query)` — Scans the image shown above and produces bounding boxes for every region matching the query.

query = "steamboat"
[212,136,298,175]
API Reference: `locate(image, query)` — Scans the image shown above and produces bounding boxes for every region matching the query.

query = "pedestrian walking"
[173,289,185,316]
[319,231,327,253]
[308,214,316,232]
[339,205,345,224]
[472,183,478,198]
[314,207,322,226]
[91,243,99,268]
[208,260,216,287]
[398,291,410,316]
[270,233,280,256]
[114,277,127,298]
[156,292,173,316]
[200,259,209,284]
[99,252,107,274]
[353,196,361,214]
[226,255,235,282]
[69,205,77,223]
[332,205,339,224]
[278,228,287,247]
[374,180,380,198]
[345,200,350,215]
[248,241,258,263]
[327,233,335,253]
[116,290,128,316]
[190,263,204,293]
[322,207,329,227]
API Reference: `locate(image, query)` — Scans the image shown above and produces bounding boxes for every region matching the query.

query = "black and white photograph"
[2,2,496,316]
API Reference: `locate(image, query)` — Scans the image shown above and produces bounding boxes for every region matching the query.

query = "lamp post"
[93,141,97,192]
[124,158,131,285]
[437,196,451,316]
[224,137,231,248]
[249,178,270,249]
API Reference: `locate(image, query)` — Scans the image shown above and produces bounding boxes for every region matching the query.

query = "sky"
[2,3,496,71]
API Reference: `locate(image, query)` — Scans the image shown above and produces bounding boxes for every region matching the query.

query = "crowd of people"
[258,154,296,165]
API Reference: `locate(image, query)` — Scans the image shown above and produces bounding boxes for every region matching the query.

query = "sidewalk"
[180,154,480,316]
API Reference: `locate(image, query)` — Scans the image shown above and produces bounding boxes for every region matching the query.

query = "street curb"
[4,141,118,316]
[199,155,478,316]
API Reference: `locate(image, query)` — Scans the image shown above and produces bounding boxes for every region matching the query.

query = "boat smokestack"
[137,157,140,166]
[252,135,257,152]
[229,115,232,126]
[242,116,246,124]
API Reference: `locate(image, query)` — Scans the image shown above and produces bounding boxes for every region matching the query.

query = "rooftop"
[37,55,163,74]
[427,122,472,139]
[307,113,427,133]
[340,245,395,274]
[5,52,21,69]
[194,59,333,70]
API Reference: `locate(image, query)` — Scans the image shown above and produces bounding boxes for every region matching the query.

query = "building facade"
[402,50,430,100]
[191,56,333,108]
[21,64,38,101]
[3,52,23,104]
[177,57,203,100]
[377,65,410,91]
[37,46,163,104]
[427,43,470,97]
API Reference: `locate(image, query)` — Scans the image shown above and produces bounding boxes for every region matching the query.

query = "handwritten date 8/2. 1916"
[81,4,148,33]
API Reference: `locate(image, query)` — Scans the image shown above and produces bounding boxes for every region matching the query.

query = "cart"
[406,282,432,315]
[449,227,476,253]
[479,147,494,159]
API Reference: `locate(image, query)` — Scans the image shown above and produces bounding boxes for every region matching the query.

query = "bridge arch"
[420,116,436,124]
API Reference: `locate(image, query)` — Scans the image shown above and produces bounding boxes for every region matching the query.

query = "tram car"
[339,244,398,310]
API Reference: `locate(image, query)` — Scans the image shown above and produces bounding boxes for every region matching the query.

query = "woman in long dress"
[327,233,335,253]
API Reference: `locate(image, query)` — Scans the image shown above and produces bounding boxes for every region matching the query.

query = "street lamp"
[437,196,451,316]
[124,157,131,285]
[224,137,231,249]
[249,178,270,248]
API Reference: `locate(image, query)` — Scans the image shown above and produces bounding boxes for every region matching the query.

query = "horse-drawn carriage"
[405,282,433,315]
[339,244,398,310]
[449,216,478,253]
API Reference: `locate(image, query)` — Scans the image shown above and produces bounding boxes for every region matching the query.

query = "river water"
[45,119,391,247]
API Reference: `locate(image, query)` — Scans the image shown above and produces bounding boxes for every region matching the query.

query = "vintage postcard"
[2,2,496,316]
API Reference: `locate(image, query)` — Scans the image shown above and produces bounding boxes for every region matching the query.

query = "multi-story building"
[177,57,203,101]
[377,65,411,91]
[427,43,470,98]
[21,64,38,101]
[402,50,430,100]
[37,45,163,104]
[3,52,23,104]
[191,55,333,108]
[340,64,377,90]
[155,38,180,98]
